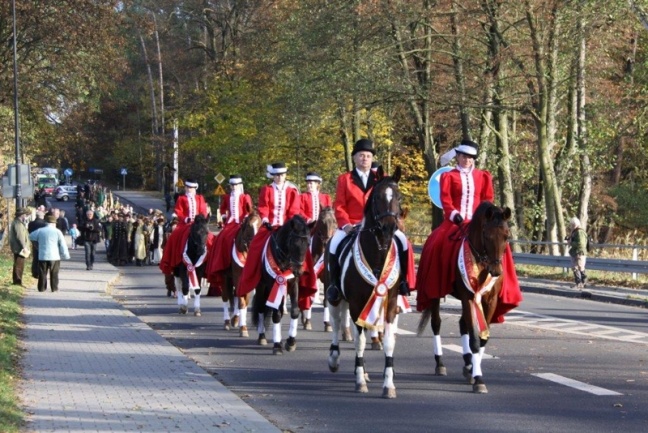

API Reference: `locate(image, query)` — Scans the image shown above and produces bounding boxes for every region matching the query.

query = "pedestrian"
[415,139,522,320]
[29,214,70,292]
[151,217,165,265]
[567,217,588,289]
[28,210,48,278]
[162,217,179,297]
[326,139,413,305]
[103,214,114,251]
[132,217,147,266]
[79,209,101,270]
[8,207,32,286]
[300,172,332,224]
[69,224,80,249]
[56,209,70,235]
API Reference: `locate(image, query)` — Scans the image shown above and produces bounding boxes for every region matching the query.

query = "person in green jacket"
[9,207,31,286]
[567,217,588,289]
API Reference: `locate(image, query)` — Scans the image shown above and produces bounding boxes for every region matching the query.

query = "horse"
[251,214,310,355]
[301,206,337,332]
[175,215,213,316]
[416,201,512,394]
[327,166,407,399]
[221,208,262,337]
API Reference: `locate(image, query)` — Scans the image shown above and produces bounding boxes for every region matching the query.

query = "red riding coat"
[333,170,377,228]
[300,191,332,223]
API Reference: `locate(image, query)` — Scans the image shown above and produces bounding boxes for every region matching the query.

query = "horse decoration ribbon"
[355,236,401,330]
[182,243,208,290]
[231,244,247,268]
[263,238,294,309]
[457,239,498,339]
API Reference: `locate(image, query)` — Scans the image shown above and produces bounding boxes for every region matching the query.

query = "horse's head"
[273,215,310,274]
[313,206,337,243]
[364,166,403,251]
[236,206,262,253]
[188,214,210,258]
[467,202,511,278]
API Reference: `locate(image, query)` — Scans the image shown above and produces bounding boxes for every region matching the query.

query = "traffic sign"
[120,168,127,176]
[215,173,225,184]
[214,185,226,195]
[428,166,452,209]
[64,168,73,177]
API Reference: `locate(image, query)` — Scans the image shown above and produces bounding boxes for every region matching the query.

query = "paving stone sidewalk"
[19,242,280,433]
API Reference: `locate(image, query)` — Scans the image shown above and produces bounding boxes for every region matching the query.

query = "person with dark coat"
[79,209,101,270]
[9,207,31,286]
[28,210,48,279]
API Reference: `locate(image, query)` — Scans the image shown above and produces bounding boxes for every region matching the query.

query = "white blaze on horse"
[175,215,213,316]
[417,202,520,393]
[326,166,411,399]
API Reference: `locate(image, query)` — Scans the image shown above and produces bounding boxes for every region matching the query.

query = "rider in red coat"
[300,172,332,224]
[159,179,209,275]
[326,139,414,305]
[415,139,522,323]
[236,162,303,297]
[206,175,253,293]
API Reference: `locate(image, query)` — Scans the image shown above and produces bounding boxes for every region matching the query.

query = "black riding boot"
[326,253,342,306]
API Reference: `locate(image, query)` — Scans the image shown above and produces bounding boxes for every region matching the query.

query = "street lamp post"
[12,0,22,209]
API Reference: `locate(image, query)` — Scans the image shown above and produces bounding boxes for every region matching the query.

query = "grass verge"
[0,251,26,433]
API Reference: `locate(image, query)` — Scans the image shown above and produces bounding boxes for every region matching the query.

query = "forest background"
[1,0,648,253]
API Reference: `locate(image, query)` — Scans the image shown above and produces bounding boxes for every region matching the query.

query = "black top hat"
[454,139,479,157]
[267,162,288,175]
[351,139,375,156]
[305,172,322,182]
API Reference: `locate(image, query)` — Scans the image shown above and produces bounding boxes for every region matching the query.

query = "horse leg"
[231,297,240,328]
[323,301,332,332]
[238,296,249,337]
[430,299,447,376]
[286,294,300,352]
[327,302,342,373]
[222,302,231,330]
[354,326,369,393]
[342,305,353,342]
[176,276,189,314]
[459,317,475,385]
[302,307,312,330]
[192,287,201,316]
[257,312,267,346]
[381,322,396,399]
[471,338,488,394]
[370,328,383,350]
[272,308,283,355]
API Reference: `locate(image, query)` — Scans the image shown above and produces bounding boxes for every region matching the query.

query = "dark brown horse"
[174,215,212,316]
[301,206,337,331]
[252,215,310,354]
[327,166,406,399]
[221,208,262,337]
[417,201,512,393]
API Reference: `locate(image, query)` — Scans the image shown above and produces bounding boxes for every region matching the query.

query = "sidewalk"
[19,241,281,433]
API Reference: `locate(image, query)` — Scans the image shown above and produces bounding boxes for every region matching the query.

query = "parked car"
[39,180,59,197]
[54,185,79,202]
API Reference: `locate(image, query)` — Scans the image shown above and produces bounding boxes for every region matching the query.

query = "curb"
[520,281,648,309]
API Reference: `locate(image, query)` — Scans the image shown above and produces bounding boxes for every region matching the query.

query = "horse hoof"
[355,383,369,393]
[231,315,239,327]
[239,326,249,337]
[382,387,397,399]
[179,305,188,315]
[303,319,312,330]
[371,339,383,351]
[285,336,297,352]
[328,362,339,373]
[473,377,488,394]
[273,343,283,355]
[435,366,447,376]
[324,322,332,332]
[194,309,201,317]
[463,366,475,385]
[342,328,353,342]
[257,333,268,346]
[224,320,231,331]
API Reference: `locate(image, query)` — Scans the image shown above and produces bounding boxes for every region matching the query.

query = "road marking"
[442,344,496,359]
[532,373,622,396]
[504,311,648,345]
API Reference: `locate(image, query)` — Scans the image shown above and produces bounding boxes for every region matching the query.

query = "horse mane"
[187,215,209,258]
[271,214,310,273]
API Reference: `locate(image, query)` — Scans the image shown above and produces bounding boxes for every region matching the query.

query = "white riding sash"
[263,238,294,309]
[182,242,207,290]
[457,240,497,339]
[355,236,400,330]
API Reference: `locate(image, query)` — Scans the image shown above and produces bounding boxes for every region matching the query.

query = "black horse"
[417,202,513,393]
[252,214,310,354]
[175,215,212,316]
[326,166,408,399]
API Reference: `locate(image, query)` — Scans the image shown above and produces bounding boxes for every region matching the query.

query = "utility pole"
[12,0,22,209]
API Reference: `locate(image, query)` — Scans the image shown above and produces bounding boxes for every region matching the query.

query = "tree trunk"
[576,2,591,234]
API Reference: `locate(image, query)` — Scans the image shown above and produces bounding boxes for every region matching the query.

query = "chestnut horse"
[301,206,337,331]
[221,209,262,337]
[251,215,310,355]
[327,166,408,399]
[417,202,512,393]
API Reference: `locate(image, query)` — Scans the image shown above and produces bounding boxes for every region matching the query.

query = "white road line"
[442,344,496,359]
[532,373,622,396]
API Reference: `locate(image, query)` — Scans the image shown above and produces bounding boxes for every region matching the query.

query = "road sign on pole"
[215,173,225,184]
[121,168,127,191]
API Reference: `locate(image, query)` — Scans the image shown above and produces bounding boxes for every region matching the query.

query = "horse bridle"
[270,229,309,269]
[365,181,402,251]
[466,222,505,268]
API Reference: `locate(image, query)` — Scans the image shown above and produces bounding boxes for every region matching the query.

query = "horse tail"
[416,307,432,337]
